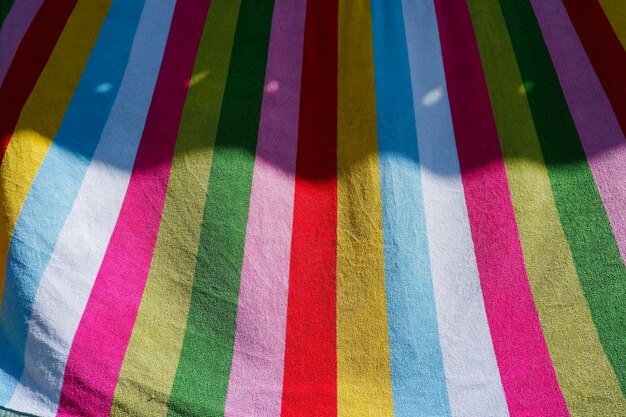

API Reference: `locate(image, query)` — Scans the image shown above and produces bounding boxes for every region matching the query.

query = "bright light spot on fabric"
[421,87,443,106]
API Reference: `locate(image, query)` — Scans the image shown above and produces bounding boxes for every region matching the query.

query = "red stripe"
[280,1,338,416]
[56,1,210,415]
[561,0,626,134]
[0,0,77,163]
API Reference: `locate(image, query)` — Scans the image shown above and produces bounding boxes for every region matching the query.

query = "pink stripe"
[223,0,306,415]
[0,0,45,86]
[532,0,626,265]
[434,0,568,415]
[56,1,210,416]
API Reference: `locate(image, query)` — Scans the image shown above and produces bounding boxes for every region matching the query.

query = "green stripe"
[0,0,15,28]
[468,1,626,414]
[167,0,276,415]
[110,0,242,415]
[499,0,626,394]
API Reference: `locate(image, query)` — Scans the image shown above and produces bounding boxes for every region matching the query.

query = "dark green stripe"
[167,0,276,415]
[0,0,15,29]
[499,0,626,393]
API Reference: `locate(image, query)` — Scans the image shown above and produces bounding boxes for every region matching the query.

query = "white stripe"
[6,1,175,415]
[402,1,509,416]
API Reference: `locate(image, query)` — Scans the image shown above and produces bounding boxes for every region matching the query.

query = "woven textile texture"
[0,0,625,416]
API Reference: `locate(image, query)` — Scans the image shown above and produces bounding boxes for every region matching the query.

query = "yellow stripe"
[467,1,626,415]
[598,0,626,50]
[337,1,394,416]
[110,0,242,415]
[0,0,111,304]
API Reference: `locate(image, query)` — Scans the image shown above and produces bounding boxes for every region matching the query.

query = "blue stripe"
[0,0,146,403]
[370,0,451,415]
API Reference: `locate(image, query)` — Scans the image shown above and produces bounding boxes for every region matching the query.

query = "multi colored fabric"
[0,0,625,416]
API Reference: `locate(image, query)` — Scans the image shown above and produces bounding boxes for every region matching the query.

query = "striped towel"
[0,0,625,416]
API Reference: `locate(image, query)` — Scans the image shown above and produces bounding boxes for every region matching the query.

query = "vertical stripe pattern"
[560,0,626,135]
[110,0,242,415]
[499,0,626,396]
[0,0,111,308]
[4,1,174,414]
[336,2,394,415]
[0,0,77,163]
[370,1,450,415]
[0,0,44,87]
[280,1,338,415]
[531,0,626,267]
[0,1,625,416]
[224,0,306,415]
[56,1,211,415]
[166,1,275,415]
[0,0,139,405]
[434,0,514,415]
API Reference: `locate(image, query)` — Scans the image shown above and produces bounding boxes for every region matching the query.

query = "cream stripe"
[0,0,111,303]
[4,1,174,415]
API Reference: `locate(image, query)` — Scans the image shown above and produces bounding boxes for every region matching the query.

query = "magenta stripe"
[434,0,567,414]
[56,1,210,416]
[223,0,306,415]
[531,0,626,265]
[0,0,45,86]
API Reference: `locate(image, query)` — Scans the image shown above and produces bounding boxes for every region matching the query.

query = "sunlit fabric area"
[0,0,625,416]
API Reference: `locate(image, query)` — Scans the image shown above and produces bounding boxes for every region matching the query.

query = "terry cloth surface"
[0,0,625,416]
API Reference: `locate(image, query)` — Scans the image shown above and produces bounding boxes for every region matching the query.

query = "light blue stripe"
[0,0,146,403]
[5,1,175,413]
[401,1,508,415]
[370,0,451,415]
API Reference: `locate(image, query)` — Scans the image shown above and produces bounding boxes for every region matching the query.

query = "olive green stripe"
[468,0,626,414]
[166,0,276,416]
[499,0,626,395]
[111,1,242,416]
